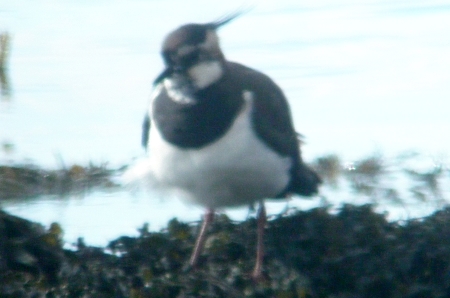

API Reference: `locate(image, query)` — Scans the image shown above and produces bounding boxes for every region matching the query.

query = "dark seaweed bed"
[2,204,450,298]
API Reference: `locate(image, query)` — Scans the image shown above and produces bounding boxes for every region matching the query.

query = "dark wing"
[227,62,321,196]
[227,62,298,157]
[141,113,150,150]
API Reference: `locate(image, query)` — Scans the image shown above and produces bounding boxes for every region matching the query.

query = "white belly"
[148,96,292,208]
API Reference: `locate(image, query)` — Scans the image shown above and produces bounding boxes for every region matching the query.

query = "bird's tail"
[290,163,321,197]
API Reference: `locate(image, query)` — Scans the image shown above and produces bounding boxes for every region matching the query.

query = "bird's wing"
[227,62,321,196]
[141,113,150,150]
[228,62,299,158]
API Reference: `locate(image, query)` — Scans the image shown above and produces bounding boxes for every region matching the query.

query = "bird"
[139,12,321,280]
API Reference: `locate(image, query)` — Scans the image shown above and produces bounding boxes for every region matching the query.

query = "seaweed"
[1,205,450,297]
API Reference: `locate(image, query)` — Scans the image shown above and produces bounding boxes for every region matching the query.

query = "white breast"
[147,91,292,208]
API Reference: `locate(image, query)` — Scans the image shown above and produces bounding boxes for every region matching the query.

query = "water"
[1,182,442,247]
[1,0,450,246]
[0,190,310,247]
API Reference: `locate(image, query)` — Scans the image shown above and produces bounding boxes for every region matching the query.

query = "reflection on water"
[1,186,441,247]
[1,190,248,247]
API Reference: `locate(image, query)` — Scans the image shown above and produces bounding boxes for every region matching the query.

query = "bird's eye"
[179,50,200,67]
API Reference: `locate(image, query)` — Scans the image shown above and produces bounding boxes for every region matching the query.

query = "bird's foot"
[250,268,268,284]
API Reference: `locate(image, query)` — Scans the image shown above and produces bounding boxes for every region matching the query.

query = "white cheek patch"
[188,60,223,89]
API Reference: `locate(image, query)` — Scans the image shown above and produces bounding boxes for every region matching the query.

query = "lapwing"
[140,13,321,280]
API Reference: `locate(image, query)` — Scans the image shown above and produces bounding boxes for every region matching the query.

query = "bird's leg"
[190,208,215,268]
[251,201,266,281]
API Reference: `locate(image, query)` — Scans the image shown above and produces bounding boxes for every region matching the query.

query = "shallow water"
[1,185,441,247]
[1,0,450,245]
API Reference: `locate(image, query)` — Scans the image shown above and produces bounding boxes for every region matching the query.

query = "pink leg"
[190,208,215,268]
[252,201,266,281]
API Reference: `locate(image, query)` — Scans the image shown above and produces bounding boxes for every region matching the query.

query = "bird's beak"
[154,64,190,85]
[153,68,173,85]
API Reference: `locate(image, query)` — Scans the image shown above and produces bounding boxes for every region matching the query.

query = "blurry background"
[1,0,449,246]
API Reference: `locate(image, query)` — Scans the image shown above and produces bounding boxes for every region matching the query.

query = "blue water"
[1,0,449,246]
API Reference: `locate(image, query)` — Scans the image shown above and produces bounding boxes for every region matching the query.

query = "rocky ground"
[1,204,450,298]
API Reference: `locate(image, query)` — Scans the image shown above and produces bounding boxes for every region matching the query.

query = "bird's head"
[154,12,243,89]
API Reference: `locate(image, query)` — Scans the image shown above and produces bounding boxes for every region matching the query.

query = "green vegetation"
[0,162,117,199]
[1,151,447,208]
[313,152,447,207]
